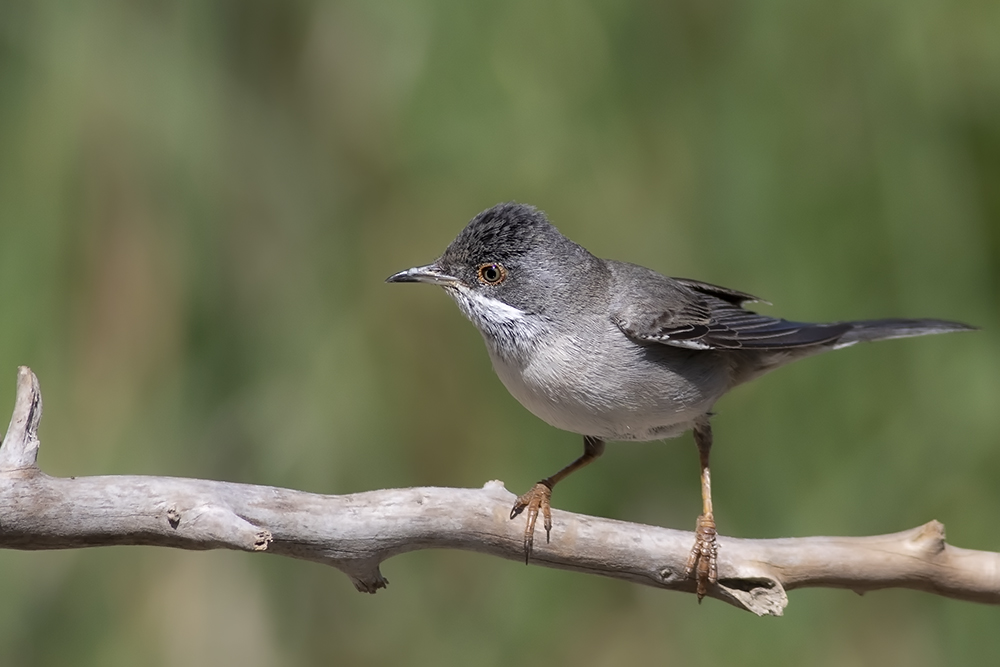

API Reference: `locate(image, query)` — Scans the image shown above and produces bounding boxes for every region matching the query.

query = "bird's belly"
[488,333,731,442]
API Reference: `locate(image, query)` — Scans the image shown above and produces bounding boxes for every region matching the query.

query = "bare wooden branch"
[1,367,998,616]
[0,366,42,472]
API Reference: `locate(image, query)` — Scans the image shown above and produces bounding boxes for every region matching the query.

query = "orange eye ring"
[477,263,507,285]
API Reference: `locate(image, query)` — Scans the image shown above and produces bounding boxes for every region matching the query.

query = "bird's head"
[387,203,603,337]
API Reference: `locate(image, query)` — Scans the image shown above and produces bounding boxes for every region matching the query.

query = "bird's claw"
[510,482,553,564]
[684,513,719,601]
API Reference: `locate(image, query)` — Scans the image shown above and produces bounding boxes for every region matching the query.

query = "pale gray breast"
[487,313,734,442]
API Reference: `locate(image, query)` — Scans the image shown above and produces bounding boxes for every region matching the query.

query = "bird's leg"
[510,435,605,564]
[684,417,719,601]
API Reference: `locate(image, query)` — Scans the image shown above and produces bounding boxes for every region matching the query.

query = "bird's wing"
[670,277,764,307]
[608,266,850,351]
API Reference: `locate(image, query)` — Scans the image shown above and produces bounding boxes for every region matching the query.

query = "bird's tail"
[833,318,976,349]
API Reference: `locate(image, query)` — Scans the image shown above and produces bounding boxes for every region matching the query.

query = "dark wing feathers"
[610,268,850,351]
[691,310,851,349]
[671,277,766,307]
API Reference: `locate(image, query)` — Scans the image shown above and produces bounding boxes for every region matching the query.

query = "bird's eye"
[477,263,507,285]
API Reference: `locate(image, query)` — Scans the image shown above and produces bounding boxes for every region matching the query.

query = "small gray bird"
[387,202,973,599]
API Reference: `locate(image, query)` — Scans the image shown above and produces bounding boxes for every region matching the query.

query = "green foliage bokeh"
[1,2,998,665]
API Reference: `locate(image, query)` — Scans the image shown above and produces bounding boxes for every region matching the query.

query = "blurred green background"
[1,1,998,665]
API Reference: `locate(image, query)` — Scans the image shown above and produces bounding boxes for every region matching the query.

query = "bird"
[386,202,974,599]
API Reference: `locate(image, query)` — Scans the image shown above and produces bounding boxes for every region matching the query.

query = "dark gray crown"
[441,202,567,269]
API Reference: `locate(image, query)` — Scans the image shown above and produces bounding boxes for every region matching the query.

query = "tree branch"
[1,367,997,615]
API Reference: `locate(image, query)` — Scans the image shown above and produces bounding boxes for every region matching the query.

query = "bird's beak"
[385,263,460,286]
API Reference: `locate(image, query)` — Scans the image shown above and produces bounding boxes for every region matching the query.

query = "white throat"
[444,286,549,364]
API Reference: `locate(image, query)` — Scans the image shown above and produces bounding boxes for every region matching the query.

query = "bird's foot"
[509,481,553,564]
[684,513,719,601]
